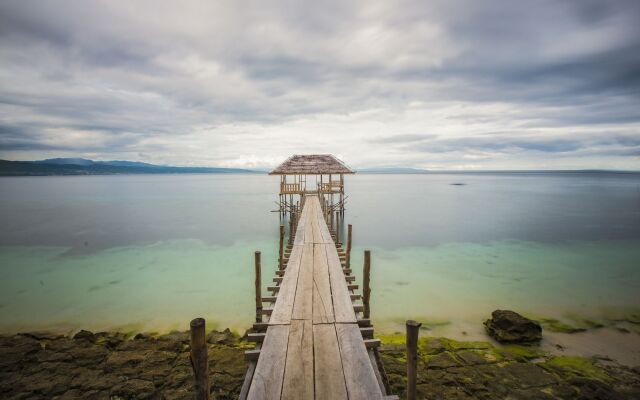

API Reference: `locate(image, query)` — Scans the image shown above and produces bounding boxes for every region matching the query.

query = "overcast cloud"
[0,0,639,169]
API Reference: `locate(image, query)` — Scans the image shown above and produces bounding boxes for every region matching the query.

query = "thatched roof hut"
[270,154,353,214]
[269,154,354,175]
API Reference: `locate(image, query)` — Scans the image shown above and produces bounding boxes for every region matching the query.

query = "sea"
[1,172,639,361]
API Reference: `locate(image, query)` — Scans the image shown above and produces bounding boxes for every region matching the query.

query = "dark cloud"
[0,0,638,168]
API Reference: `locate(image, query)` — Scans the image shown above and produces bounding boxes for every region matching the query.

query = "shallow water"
[1,173,639,340]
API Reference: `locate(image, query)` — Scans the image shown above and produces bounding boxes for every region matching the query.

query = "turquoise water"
[1,173,639,335]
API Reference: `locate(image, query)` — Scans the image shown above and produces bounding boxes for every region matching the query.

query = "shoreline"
[1,327,639,399]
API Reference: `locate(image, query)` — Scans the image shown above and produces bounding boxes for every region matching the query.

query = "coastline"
[2,327,639,399]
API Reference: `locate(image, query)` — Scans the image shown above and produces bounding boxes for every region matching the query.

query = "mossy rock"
[540,356,611,383]
[539,318,587,333]
[502,344,546,361]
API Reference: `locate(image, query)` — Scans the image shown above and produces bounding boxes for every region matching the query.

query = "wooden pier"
[241,195,395,399]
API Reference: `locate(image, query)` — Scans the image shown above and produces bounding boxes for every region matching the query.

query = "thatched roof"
[269,154,355,175]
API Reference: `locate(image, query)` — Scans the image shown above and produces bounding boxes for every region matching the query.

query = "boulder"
[484,310,542,343]
[73,329,95,343]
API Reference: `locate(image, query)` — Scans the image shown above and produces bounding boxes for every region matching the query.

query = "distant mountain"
[35,158,95,166]
[0,159,256,176]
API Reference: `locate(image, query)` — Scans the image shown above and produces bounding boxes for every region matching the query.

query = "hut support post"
[190,318,210,400]
[346,224,352,268]
[278,225,285,270]
[363,250,371,319]
[406,320,422,400]
[254,251,262,323]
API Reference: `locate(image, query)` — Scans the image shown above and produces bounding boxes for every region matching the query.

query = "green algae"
[538,318,586,333]
[541,356,611,382]
[502,344,545,361]
[379,333,407,346]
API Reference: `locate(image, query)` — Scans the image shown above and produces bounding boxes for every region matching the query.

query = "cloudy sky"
[1,0,639,170]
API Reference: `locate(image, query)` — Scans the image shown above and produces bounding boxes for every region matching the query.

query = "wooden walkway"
[243,196,392,399]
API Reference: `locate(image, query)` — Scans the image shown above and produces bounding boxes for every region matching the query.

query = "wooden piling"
[190,318,210,400]
[346,224,352,268]
[288,213,294,245]
[254,251,262,323]
[279,225,285,270]
[406,320,422,400]
[336,216,340,245]
[363,249,371,319]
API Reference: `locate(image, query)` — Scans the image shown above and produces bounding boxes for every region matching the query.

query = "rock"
[484,310,542,343]
[427,352,460,369]
[73,330,95,343]
[206,328,235,345]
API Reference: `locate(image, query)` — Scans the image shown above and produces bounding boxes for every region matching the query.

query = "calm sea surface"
[1,173,639,335]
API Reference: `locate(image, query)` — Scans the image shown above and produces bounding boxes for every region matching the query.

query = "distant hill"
[0,159,256,176]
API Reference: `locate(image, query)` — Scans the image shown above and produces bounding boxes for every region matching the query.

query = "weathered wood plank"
[312,242,334,324]
[335,324,384,400]
[313,324,348,400]
[324,244,357,323]
[269,245,303,325]
[281,320,314,399]
[292,243,314,320]
[248,325,290,400]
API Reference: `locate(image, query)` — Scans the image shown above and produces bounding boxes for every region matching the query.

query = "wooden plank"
[247,325,290,400]
[292,243,314,320]
[293,203,307,245]
[324,244,357,323]
[269,245,303,325]
[311,208,323,244]
[281,320,314,399]
[313,324,348,400]
[336,324,384,400]
[312,242,335,323]
[303,207,314,244]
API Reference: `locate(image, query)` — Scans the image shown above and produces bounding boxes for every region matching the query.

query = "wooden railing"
[280,183,300,193]
[319,181,342,192]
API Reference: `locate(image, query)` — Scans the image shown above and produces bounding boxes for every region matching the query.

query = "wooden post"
[346,224,352,268]
[363,250,371,319]
[278,225,285,270]
[288,212,294,245]
[254,251,262,323]
[406,320,422,400]
[190,318,210,400]
[336,216,340,246]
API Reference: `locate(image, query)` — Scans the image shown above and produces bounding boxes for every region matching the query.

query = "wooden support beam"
[275,270,285,276]
[261,308,274,315]
[254,251,262,323]
[406,320,422,400]
[244,349,260,362]
[278,225,285,270]
[273,277,283,283]
[357,318,371,327]
[350,293,361,300]
[262,296,277,303]
[267,286,280,292]
[190,318,210,400]
[364,339,381,349]
[247,333,266,343]
[348,284,359,290]
[363,250,371,319]
[343,268,352,275]
[345,276,355,282]
[360,327,374,339]
[252,322,268,332]
[353,304,364,312]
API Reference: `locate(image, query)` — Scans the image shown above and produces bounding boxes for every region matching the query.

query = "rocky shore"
[1,328,639,399]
